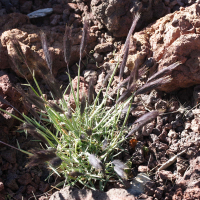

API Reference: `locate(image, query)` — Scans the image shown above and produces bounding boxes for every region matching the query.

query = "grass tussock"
[0,13,175,191]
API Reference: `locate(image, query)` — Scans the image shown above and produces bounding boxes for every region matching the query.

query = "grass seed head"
[40,31,52,74]
[26,149,57,167]
[88,154,103,170]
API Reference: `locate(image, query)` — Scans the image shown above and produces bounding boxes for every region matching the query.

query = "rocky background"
[0,0,200,199]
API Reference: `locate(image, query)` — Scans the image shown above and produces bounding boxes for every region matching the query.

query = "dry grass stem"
[40,32,52,74]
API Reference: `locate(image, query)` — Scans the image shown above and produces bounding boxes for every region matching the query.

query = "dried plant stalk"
[40,32,52,74]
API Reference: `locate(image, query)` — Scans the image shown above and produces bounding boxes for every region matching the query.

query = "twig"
[157,149,187,172]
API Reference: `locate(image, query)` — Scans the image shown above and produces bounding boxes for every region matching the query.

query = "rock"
[1,150,16,163]
[128,3,200,92]
[39,181,49,193]
[132,141,145,165]
[191,118,200,133]
[94,42,113,53]
[27,8,53,19]
[93,52,103,63]
[176,156,189,175]
[49,186,136,200]
[128,173,152,196]
[83,70,98,84]
[64,76,89,109]
[91,0,168,37]
[0,13,29,32]
[50,14,61,26]
[5,173,19,191]
[138,166,150,173]
[0,71,26,128]
[1,25,97,79]
[26,184,36,194]
[158,170,176,181]
[17,173,32,186]
[173,152,200,199]
[0,182,4,191]
[20,1,32,14]
[106,188,135,200]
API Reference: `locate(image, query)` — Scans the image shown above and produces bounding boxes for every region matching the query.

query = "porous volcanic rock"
[0,70,26,129]
[91,0,169,37]
[0,21,97,80]
[49,186,136,200]
[173,152,200,200]
[127,3,200,92]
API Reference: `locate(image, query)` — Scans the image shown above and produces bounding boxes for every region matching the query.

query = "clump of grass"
[0,13,173,191]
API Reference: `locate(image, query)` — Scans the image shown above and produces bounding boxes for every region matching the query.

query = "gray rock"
[127,173,151,196]
[27,8,53,19]
[49,186,136,200]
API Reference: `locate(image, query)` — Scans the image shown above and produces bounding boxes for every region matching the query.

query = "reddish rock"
[190,118,200,133]
[138,166,150,173]
[0,24,97,79]
[17,173,32,186]
[0,71,26,128]
[0,182,4,191]
[26,184,36,194]
[49,186,135,200]
[173,152,200,199]
[127,3,200,92]
[65,76,89,109]
[94,42,113,53]
[20,1,32,14]
[0,13,29,32]
[39,181,49,193]
[158,170,176,181]
[1,150,16,164]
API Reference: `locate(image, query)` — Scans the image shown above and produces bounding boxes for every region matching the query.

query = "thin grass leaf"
[147,61,181,83]
[119,43,129,82]
[119,13,140,81]
[135,76,172,96]
[40,32,52,74]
